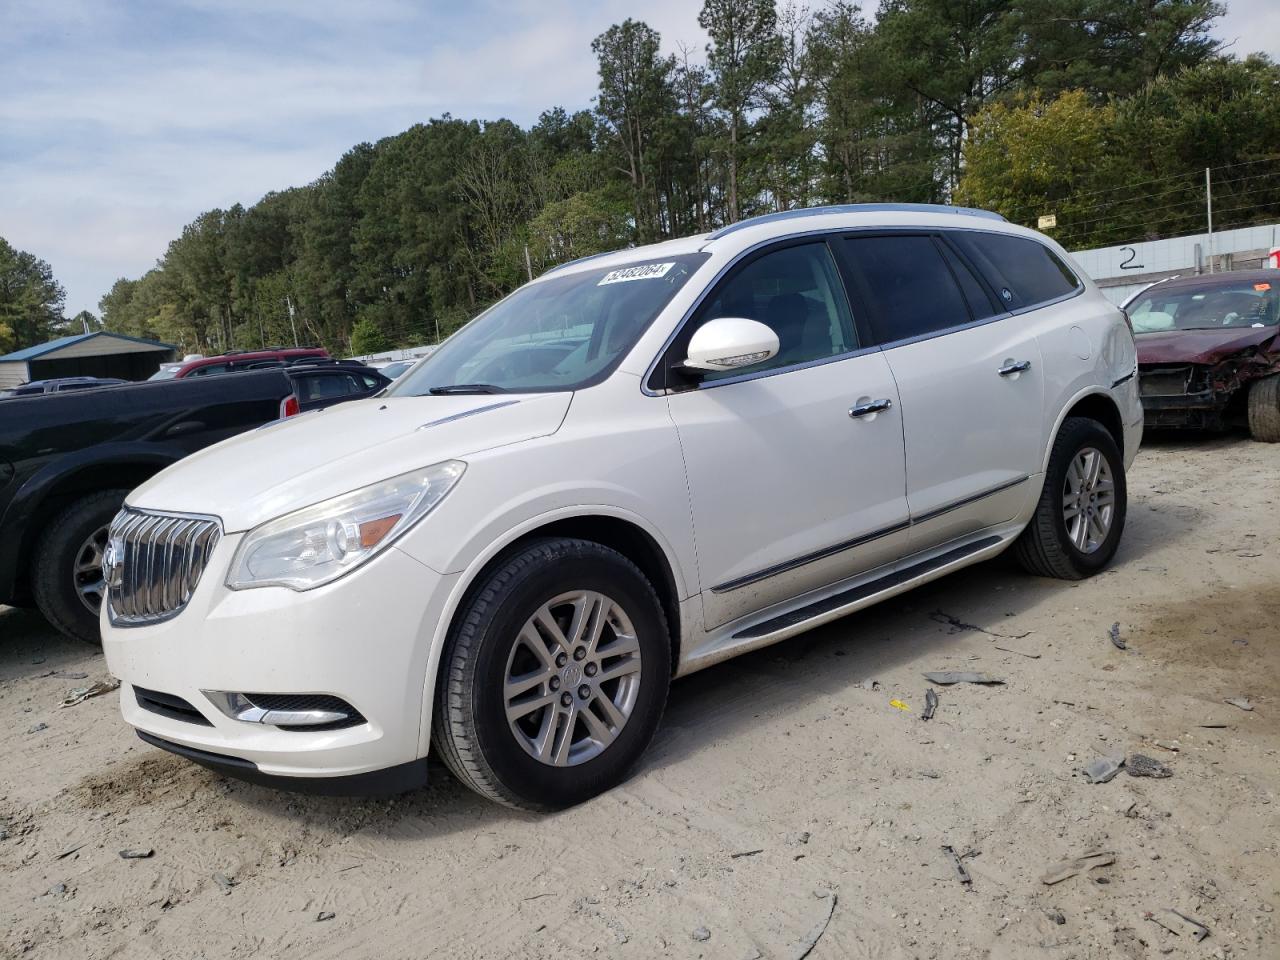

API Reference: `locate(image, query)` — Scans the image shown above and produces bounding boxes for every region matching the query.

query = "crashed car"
[1131,270,1280,440]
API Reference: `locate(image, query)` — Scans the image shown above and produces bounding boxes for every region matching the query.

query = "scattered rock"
[213,873,235,895]
[691,926,711,942]
[1045,908,1066,925]
[922,688,939,721]
[1126,754,1172,778]
[316,910,336,922]
[27,722,48,734]
[858,678,879,691]
[119,848,154,859]
[1222,697,1253,712]
[1109,622,1127,650]
[730,848,763,859]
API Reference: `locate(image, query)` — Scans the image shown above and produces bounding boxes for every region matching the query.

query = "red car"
[1131,270,1280,441]
[148,347,329,380]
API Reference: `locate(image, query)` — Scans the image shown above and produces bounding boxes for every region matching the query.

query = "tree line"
[32,1,1280,356]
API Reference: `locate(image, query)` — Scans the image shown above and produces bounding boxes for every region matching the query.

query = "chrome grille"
[105,508,222,626]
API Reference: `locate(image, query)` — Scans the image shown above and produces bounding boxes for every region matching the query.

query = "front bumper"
[1138,365,1234,429]
[102,534,458,785]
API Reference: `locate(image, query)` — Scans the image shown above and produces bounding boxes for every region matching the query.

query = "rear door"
[660,239,910,629]
[836,232,1044,553]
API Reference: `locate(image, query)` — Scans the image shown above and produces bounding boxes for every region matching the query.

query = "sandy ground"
[1,434,1277,960]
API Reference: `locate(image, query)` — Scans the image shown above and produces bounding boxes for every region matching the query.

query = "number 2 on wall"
[1119,247,1143,271]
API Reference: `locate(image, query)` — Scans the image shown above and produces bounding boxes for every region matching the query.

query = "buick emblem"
[102,539,124,589]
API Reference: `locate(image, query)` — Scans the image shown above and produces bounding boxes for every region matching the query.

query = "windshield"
[389,254,708,396]
[148,366,179,380]
[1129,279,1279,334]
[380,359,415,379]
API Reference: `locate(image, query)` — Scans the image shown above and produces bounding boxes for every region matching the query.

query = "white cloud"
[0,0,705,316]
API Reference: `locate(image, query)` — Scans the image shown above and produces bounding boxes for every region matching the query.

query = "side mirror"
[683,317,779,373]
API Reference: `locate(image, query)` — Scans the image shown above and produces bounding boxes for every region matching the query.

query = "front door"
[661,240,911,629]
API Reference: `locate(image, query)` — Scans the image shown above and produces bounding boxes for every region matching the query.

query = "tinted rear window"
[839,235,971,343]
[951,232,1080,309]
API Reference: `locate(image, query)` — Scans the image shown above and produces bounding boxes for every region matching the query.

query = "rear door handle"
[997,360,1032,377]
[849,398,892,418]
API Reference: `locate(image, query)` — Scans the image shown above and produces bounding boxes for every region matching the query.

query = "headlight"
[226,461,465,591]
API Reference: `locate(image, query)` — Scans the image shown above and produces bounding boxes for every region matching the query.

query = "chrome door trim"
[710,474,1030,594]
[710,520,911,594]
[910,475,1031,525]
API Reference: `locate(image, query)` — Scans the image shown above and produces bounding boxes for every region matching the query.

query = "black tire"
[1013,418,1127,580]
[1247,374,1280,442]
[31,489,129,645]
[432,538,671,811]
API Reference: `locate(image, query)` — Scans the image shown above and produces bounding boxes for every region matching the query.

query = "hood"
[129,393,571,532]
[1137,325,1278,365]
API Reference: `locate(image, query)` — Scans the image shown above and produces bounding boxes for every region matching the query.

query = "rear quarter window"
[952,232,1080,309]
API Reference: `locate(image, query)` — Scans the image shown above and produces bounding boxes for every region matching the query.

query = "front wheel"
[31,489,130,645]
[432,538,671,811]
[1247,374,1280,442]
[1013,418,1127,580]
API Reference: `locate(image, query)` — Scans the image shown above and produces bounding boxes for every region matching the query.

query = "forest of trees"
[73,0,1280,356]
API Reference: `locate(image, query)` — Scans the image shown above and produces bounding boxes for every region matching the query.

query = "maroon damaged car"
[1130,270,1280,441]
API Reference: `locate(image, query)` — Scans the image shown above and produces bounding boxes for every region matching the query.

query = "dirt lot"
[2,435,1277,960]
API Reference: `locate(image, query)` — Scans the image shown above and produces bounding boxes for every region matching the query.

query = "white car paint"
[101,205,1142,785]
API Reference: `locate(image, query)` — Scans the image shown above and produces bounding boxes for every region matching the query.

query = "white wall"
[0,362,28,390]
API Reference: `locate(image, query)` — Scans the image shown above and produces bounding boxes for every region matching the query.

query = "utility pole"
[1205,167,1214,274]
[524,244,534,282]
[284,295,299,347]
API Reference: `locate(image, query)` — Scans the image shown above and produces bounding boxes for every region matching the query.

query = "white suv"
[101,204,1142,809]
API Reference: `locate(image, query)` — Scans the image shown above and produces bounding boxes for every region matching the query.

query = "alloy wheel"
[503,590,643,767]
[74,525,110,614]
[1061,447,1115,554]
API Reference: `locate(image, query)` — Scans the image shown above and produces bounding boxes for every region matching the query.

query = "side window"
[686,242,858,382]
[938,240,1001,321]
[298,374,356,403]
[839,235,971,344]
[188,363,229,377]
[951,232,1080,309]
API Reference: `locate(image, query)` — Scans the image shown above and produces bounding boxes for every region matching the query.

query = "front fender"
[0,443,185,600]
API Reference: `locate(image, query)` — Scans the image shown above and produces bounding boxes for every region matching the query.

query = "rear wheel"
[31,489,129,645]
[1247,374,1280,442]
[432,538,670,811]
[1013,418,1126,580]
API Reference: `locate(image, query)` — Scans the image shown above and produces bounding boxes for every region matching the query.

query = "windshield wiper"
[426,383,508,395]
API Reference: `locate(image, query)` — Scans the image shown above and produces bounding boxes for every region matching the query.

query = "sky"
[2,0,1279,319]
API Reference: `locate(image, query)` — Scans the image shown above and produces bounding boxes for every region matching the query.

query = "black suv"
[0,365,387,643]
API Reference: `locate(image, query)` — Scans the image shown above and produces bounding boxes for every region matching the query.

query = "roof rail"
[705,203,1006,241]
[540,249,620,278]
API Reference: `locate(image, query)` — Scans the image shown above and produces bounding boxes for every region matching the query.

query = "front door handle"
[998,360,1032,377]
[849,398,892,419]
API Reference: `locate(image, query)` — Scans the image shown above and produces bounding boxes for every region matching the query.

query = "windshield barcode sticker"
[598,262,675,285]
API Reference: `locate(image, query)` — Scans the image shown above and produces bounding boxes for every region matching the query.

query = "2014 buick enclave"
[101,204,1142,809]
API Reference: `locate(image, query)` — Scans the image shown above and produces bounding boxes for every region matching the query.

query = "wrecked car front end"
[1139,343,1280,430]
[1129,272,1280,431]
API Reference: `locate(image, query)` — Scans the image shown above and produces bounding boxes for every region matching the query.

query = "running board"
[733,536,1003,641]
